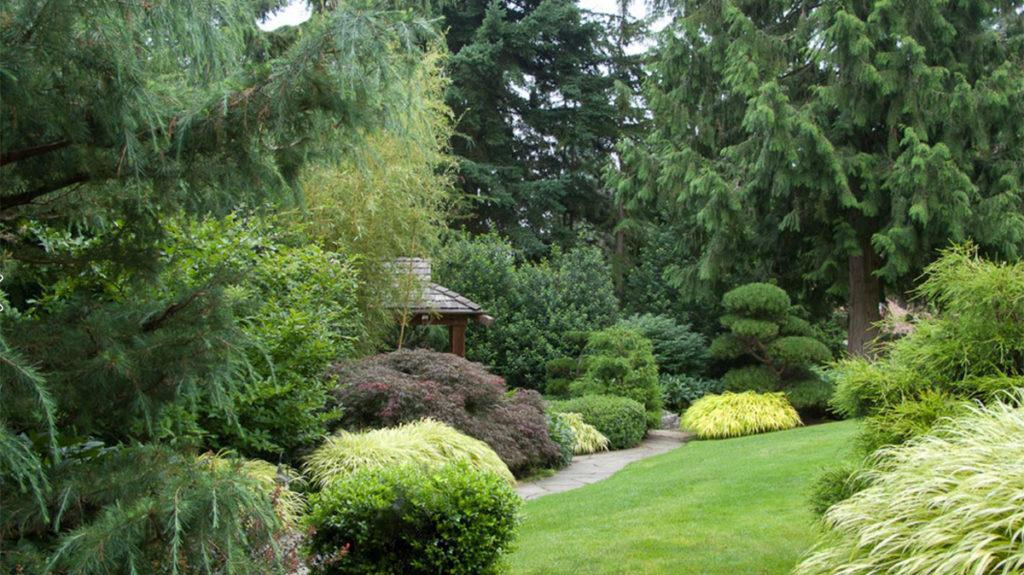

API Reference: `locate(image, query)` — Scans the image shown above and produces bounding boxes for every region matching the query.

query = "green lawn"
[508,420,859,575]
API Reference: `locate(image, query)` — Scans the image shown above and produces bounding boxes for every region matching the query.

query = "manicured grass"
[508,420,859,575]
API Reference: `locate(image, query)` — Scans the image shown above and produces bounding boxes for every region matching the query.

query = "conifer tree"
[618,0,1024,354]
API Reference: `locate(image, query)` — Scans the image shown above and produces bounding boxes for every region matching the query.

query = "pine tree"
[619,0,1024,354]
[1,0,444,571]
[441,0,624,255]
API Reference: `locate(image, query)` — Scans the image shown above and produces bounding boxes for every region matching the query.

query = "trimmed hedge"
[307,462,520,575]
[546,395,646,450]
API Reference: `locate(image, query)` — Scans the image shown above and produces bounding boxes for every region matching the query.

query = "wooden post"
[449,320,467,357]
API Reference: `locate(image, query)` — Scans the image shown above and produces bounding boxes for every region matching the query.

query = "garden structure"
[392,258,494,356]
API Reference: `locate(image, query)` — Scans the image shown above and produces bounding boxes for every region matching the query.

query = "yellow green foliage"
[196,453,306,526]
[796,398,1024,575]
[304,419,513,487]
[681,392,801,439]
[560,412,610,454]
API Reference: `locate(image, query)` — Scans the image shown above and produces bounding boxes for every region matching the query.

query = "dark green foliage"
[433,233,618,388]
[613,0,1024,353]
[571,327,662,427]
[712,284,833,411]
[616,314,709,377]
[331,349,562,476]
[307,462,520,575]
[809,461,873,517]
[660,375,724,413]
[546,395,647,450]
[547,415,576,468]
[441,0,630,253]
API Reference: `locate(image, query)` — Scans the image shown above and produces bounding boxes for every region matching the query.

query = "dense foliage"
[330,349,561,476]
[660,375,725,413]
[613,0,1024,354]
[571,326,663,427]
[710,283,832,412]
[797,399,1024,575]
[680,392,802,440]
[307,462,520,575]
[305,419,513,487]
[616,314,709,377]
[433,233,619,388]
[546,395,647,450]
[547,414,577,467]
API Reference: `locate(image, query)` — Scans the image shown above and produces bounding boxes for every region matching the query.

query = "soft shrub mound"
[570,326,663,428]
[558,412,610,454]
[305,419,513,486]
[547,414,576,467]
[711,283,832,412]
[331,349,560,476]
[307,462,520,575]
[616,314,709,377]
[661,374,724,412]
[546,395,646,450]
[796,400,1024,575]
[680,392,801,439]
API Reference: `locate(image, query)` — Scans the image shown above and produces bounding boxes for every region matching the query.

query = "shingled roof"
[391,258,486,316]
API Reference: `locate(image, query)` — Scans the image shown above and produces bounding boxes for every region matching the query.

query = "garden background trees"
[613,0,1024,354]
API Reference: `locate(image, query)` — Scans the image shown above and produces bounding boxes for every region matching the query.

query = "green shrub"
[808,461,872,517]
[858,391,971,453]
[660,374,724,412]
[796,399,1024,575]
[712,283,832,412]
[547,414,576,467]
[304,419,513,487]
[547,395,646,450]
[616,314,709,376]
[570,327,662,427]
[433,234,618,389]
[558,412,610,454]
[680,392,801,439]
[307,462,520,575]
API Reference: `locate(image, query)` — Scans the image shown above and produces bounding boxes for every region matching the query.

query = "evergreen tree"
[0,0,444,570]
[618,0,1024,354]
[442,0,629,255]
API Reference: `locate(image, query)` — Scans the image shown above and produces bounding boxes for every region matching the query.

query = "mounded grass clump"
[796,399,1024,575]
[681,391,801,439]
[305,419,513,486]
[559,412,610,454]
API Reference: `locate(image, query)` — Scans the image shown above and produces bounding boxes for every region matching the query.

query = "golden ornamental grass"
[304,419,514,487]
[680,391,801,439]
[795,397,1024,575]
[560,412,610,454]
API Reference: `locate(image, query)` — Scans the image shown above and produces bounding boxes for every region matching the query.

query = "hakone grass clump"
[681,392,801,439]
[307,462,520,575]
[330,349,561,477]
[546,395,646,450]
[796,399,1024,575]
[508,420,860,574]
[304,419,513,487]
[557,412,610,454]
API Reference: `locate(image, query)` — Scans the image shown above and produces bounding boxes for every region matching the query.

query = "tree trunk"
[847,237,882,356]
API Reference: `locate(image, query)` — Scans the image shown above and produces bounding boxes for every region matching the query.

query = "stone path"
[515,430,693,500]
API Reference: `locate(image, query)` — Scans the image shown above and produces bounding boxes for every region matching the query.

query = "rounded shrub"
[720,365,779,393]
[304,419,513,487]
[721,282,791,317]
[558,412,610,454]
[331,349,561,476]
[307,462,520,575]
[616,314,709,376]
[796,399,1024,575]
[546,395,646,450]
[570,326,663,428]
[680,392,801,439]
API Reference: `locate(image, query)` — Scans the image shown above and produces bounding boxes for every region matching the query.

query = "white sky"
[260,0,655,32]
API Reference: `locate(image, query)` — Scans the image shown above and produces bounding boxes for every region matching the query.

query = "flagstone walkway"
[515,430,693,500]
